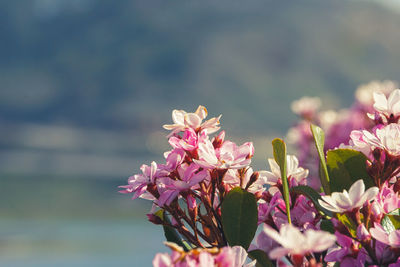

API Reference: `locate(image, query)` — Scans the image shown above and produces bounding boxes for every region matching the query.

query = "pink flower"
[262,224,336,259]
[168,129,207,151]
[215,246,256,267]
[163,148,185,171]
[375,181,400,214]
[257,193,282,224]
[195,139,254,169]
[250,224,279,253]
[119,161,163,200]
[318,179,379,213]
[223,167,267,195]
[325,232,367,266]
[351,124,400,156]
[163,105,221,136]
[153,243,255,267]
[158,163,208,206]
[370,223,400,248]
[153,252,173,267]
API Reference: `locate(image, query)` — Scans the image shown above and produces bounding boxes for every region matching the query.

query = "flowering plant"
[120,81,400,266]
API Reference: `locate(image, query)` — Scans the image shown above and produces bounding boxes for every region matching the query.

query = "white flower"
[350,124,400,156]
[263,155,308,186]
[262,224,336,259]
[318,179,379,213]
[163,105,221,136]
[355,80,397,107]
[291,96,321,118]
[223,167,267,195]
[194,139,254,169]
[372,89,400,118]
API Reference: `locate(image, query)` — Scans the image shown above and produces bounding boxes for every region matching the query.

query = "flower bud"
[147,213,163,225]
[212,130,225,148]
[370,202,382,222]
[245,171,259,191]
[356,224,371,241]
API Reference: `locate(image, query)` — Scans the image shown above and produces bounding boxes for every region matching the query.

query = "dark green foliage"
[326,149,374,192]
[221,187,258,250]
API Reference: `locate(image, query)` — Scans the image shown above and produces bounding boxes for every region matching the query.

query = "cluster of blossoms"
[120,106,264,256]
[287,80,398,188]
[121,82,400,266]
[153,242,255,267]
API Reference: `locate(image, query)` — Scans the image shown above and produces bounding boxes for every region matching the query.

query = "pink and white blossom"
[263,155,308,187]
[119,161,164,200]
[372,89,400,120]
[163,105,221,136]
[195,139,254,169]
[262,224,336,259]
[375,181,400,214]
[163,148,185,171]
[318,179,379,213]
[250,226,279,254]
[355,80,397,108]
[223,167,267,195]
[158,163,208,206]
[325,232,367,266]
[370,223,400,248]
[291,96,321,119]
[350,124,400,156]
[153,243,255,267]
[168,128,204,151]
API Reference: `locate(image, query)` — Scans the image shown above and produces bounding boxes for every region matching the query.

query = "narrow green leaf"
[248,249,274,267]
[326,149,374,192]
[310,124,331,194]
[336,213,357,238]
[290,185,333,218]
[272,138,291,224]
[221,187,258,250]
[155,210,191,251]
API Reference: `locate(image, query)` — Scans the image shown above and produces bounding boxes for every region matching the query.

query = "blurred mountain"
[2,0,400,137]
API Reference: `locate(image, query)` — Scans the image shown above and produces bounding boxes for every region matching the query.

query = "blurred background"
[2,0,400,266]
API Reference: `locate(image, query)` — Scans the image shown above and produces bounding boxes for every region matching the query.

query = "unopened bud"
[356,224,371,241]
[212,131,225,148]
[370,202,382,222]
[147,213,163,225]
[245,172,259,191]
[187,195,198,219]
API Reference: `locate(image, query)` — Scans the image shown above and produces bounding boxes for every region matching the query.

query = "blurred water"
[0,218,167,267]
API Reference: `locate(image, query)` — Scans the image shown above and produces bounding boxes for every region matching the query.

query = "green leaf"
[382,210,400,232]
[155,210,191,251]
[248,249,274,267]
[382,215,396,233]
[290,185,333,218]
[320,219,335,234]
[387,209,400,229]
[310,124,331,194]
[388,208,400,216]
[221,187,258,250]
[326,149,374,192]
[272,138,291,224]
[336,213,357,238]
